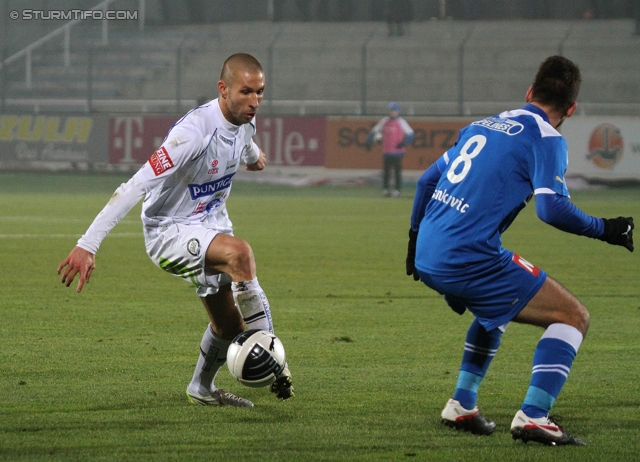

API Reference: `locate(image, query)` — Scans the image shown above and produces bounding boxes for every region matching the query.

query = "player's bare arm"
[57,246,96,293]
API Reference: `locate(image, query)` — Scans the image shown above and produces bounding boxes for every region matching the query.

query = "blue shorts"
[418,250,547,331]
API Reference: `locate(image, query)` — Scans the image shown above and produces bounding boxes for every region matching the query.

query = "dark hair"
[530,56,581,113]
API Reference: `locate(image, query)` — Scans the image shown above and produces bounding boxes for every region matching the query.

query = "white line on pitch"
[0,233,142,239]
[0,216,139,224]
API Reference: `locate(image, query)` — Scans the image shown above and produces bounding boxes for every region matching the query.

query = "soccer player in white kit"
[58,53,293,407]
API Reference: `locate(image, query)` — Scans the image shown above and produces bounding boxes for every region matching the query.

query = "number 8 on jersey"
[447,135,487,184]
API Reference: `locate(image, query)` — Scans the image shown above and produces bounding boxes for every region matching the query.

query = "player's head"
[389,102,400,118]
[218,53,265,125]
[528,56,581,117]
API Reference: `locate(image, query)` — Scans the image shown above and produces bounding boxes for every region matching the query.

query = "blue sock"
[522,323,583,418]
[453,319,505,410]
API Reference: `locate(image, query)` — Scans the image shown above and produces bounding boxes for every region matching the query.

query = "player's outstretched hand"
[406,228,420,281]
[57,246,96,293]
[599,216,634,252]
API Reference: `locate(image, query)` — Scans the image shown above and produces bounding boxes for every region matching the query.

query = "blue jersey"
[415,104,570,276]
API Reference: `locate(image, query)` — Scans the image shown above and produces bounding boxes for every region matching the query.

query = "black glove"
[599,217,634,252]
[445,295,467,315]
[406,228,419,281]
[396,142,404,149]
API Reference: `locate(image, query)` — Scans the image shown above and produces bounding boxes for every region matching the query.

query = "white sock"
[232,277,274,334]
[188,325,230,395]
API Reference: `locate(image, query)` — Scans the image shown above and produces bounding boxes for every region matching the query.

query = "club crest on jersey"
[512,254,540,276]
[148,146,174,176]
[205,192,227,212]
[187,238,201,257]
[188,172,235,200]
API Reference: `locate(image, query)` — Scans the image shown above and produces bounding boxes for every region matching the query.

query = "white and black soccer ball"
[227,329,286,388]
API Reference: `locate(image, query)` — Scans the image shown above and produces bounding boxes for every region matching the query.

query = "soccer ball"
[226,329,286,388]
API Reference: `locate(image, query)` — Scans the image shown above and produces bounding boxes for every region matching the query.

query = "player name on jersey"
[431,188,469,213]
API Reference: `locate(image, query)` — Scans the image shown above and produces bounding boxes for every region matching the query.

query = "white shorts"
[144,223,233,297]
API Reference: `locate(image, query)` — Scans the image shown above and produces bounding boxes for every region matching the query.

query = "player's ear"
[565,101,577,118]
[525,87,533,103]
[218,80,227,99]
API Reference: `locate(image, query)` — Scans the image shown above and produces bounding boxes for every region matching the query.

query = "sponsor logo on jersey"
[148,146,174,176]
[193,202,206,214]
[187,238,201,257]
[225,158,238,174]
[587,123,623,169]
[219,134,234,146]
[512,253,540,276]
[472,117,524,136]
[207,159,219,174]
[188,172,235,200]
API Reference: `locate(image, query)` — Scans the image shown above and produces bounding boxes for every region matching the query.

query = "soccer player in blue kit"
[406,56,634,446]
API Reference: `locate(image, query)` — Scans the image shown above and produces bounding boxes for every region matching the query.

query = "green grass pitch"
[1,172,639,461]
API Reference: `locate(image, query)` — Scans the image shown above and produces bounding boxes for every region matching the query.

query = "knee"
[229,238,253,265]
[569,302,590,338]
[224,238,255,279]
[576,303,590,337]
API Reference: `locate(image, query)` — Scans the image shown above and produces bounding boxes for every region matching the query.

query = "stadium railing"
[0,0,146,90]
[3,98,640,117]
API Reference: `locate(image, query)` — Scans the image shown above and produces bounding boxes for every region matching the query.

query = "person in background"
[367,102,414,197]
[386,0,413,36]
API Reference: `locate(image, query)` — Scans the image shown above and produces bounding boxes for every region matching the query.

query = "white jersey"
[77,99,260,254]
